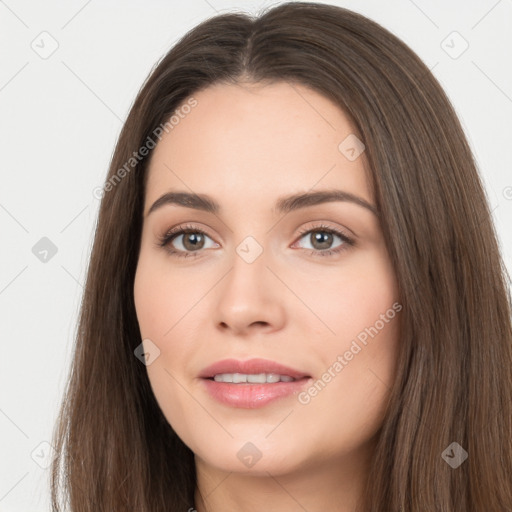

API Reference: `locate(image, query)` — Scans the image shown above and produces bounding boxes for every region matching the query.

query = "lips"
[198,358,312,408]
[199,358,310,380]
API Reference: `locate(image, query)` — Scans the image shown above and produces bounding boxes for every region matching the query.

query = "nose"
[212,244,286,337]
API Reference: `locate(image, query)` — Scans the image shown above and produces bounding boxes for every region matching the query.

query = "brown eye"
[308,231,335,250]
[294,225,355,257]
[158,225,219,259]
[176,231,206,251]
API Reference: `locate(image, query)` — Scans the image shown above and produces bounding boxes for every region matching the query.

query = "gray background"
[1,0,511,509]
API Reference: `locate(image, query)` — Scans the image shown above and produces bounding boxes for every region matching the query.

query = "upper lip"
[199,358,310,380]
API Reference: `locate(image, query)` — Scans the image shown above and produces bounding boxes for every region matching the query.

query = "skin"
[133,81,401,512]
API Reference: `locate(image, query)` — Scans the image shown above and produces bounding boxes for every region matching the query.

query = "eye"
[157,222,355,259]
[293,224,354,257]
[158,224,219,259]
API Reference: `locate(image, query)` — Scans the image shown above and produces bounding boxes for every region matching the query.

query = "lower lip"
[201,377,311,409]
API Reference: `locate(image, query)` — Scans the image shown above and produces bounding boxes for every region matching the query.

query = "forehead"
[144,81,372,213]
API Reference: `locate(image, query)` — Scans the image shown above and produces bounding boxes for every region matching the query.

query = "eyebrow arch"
[146,189,378,217]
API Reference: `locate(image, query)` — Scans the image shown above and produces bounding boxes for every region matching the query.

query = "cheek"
[295,311,400,453]
[289,246,398,347]
[134,248,166,337]
[292,247,400,419]
[134,248,202,339]
[134,255,202,441]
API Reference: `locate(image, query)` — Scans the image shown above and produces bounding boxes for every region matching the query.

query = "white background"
[0,0,511,510]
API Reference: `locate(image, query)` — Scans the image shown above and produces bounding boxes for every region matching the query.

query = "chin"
[191,437,306,476]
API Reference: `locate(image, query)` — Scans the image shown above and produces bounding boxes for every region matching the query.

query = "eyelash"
[157,223,355,259]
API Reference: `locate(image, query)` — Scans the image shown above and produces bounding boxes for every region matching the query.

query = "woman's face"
[134,81,400,477]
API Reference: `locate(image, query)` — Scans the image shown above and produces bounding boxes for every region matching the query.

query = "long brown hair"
[50,2,512,510]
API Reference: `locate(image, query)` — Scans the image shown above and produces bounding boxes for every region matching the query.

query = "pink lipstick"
[199,358,312,409]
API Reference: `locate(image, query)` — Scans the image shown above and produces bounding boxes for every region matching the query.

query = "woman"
[50,2,512,511]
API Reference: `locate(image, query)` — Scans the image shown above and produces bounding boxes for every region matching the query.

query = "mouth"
[207,373,299,383]
[199,357,310,380]
[199,358,312,408]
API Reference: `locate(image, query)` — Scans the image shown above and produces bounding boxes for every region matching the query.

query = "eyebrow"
[146,189,378,217]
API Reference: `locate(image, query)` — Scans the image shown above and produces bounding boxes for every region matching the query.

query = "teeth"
[213,373,296,383]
